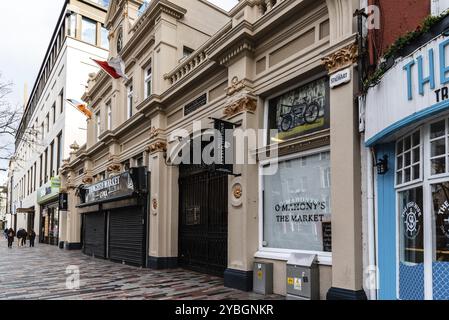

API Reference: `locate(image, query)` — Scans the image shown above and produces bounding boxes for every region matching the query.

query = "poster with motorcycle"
[268,77,329,141]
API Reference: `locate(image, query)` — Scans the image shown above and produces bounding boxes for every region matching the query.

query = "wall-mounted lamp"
[375,155,389,175]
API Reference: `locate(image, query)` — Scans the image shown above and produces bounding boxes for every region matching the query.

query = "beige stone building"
[61,0,366,299]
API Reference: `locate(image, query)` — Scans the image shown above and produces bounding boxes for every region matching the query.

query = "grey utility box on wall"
[253,262,273,295]
[286,253,320,300]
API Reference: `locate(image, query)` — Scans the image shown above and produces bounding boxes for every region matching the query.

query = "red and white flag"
[92,56,128,80]
[66,99,93,119]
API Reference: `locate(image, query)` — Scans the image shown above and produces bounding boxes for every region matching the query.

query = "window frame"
[257,145,332,266]
[127,83,133,120]
[144,66,152,99]
[81,16,97,46]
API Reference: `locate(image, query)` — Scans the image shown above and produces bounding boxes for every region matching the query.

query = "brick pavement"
[0,239,283,300]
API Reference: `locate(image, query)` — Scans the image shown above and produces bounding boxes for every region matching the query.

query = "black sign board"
[59,193,68,211]
[322,222,332,252]
[184,93,207,116]
[82,172,135,205]
[213,118,234,175]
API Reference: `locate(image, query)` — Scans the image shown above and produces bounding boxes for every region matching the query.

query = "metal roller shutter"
[83,212,106,259]
[108,207,145,267]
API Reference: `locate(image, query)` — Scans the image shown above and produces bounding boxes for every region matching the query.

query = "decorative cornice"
[322,42,358,74]
[147,141,167,154]
[218,39,255,66]
[224,96,257,117]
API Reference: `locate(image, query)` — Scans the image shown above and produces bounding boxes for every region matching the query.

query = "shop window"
[267,77,329,144]
[430,119,449,176]
[262,151,331,252]
[396,130,421,187]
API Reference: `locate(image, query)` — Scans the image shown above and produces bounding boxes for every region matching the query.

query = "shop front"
[77,169,148,267]
[37,177,62,246]
[365,32,449,300]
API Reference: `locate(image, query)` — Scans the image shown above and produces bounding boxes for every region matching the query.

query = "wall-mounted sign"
[268,77,329,142]
[184,93,207,116]
[213,118,234,175]
[365,35,449,145]
[330,68,351,88]
[37,177,61,205]
[81,172,135,205]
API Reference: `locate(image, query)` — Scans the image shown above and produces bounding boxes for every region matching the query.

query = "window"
[96,111,101,141]
[46,113,50,132]
[183,46,194,59]
[56,132,62,174]
[68,13,77,38]
[123,160,131,171]
[41,123,44,140]
[144,66,152,98]
[396,130,421,186]
[52,103,56,124]
[261,151,331,252]
[50,141,54,178]
[59,89,64,114]
[39,155,43,186]
[81,17,97,45]
[430,119,448,175]
[101,26,109,50]
[44,149,48,183]
[127,84,133,119]
[106,102,112,131]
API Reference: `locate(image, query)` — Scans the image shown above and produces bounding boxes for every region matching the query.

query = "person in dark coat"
[7,228,15,248]
[21,229,27,247]
[29,229,36,248]
[17,229,24,247]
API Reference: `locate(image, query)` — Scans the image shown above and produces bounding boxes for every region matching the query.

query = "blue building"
[364,16,449,300]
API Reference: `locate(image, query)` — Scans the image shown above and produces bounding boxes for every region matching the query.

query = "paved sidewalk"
[0,240,282,300]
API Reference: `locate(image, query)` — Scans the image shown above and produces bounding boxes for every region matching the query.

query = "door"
[179,167,228,276]
[108,207,146,267]
[83,212,106,259]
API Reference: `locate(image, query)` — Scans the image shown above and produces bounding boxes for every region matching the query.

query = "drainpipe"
[367,147,377,300]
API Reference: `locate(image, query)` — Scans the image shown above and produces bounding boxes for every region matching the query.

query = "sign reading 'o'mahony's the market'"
[365,36,449,146]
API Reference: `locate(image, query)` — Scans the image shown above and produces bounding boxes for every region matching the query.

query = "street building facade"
[61,0,367,299]
[8,0,109,248]
[362,0,449,300]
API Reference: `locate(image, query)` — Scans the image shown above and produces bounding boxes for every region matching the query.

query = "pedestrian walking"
[21,229,28,247]
[29,229,36,248]
[17,229,24,247]
[7,228,15,248]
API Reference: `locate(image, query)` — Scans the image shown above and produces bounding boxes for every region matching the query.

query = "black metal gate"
[83,212,106,259]
[108,207,146,267]
[179,166,228,276]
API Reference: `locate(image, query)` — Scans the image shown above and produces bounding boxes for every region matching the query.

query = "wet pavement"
[0,240,282,300]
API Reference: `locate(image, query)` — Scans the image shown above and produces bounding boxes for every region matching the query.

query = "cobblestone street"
[0,240,282,300]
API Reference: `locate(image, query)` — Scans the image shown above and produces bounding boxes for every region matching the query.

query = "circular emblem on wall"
[437,201,449,238]
[402,202,422,240]
[233,184,242,200]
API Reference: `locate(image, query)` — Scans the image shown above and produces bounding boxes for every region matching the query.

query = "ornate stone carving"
[322,43,358,73]
[70,141,80,152]
[224,96,257,117]
[226,77,246,96]
[82,176,93,185]
[147,141,167,154]
[233,184,242,199]
[107,164,122,173]
[149,127,162,140]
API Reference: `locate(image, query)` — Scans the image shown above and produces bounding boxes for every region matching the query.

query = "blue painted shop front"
[365,32,449,300]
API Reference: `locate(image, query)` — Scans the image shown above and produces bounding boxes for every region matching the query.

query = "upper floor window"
[101,26,109,50]
[59,89,64,114]
[106,102,112,131]
[46,114,50,132]
[67,13,77,38]
[183,46,194,59]
[81,17,97,45]
[52,103,56,124]
[127,84,133,119]
[96,111,101,141]
[145,67,152,98]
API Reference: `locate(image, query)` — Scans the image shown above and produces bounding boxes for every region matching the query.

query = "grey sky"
[0,0,238,184]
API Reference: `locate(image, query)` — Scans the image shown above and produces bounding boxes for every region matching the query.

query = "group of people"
[3,228,36,249]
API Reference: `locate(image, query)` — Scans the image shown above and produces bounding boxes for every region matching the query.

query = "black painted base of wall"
[147,256,178,270]
[65,243,82,251]
[224,269,253,292]
[326,287,368,300]
[59,242,65,249]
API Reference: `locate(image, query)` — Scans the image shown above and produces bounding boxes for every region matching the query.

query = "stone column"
[323,43,367,300]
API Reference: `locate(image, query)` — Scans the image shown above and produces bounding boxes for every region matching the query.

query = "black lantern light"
[376,155,389,175]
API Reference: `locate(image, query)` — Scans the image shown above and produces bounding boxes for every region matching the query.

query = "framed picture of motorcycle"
[267,77,330,142]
